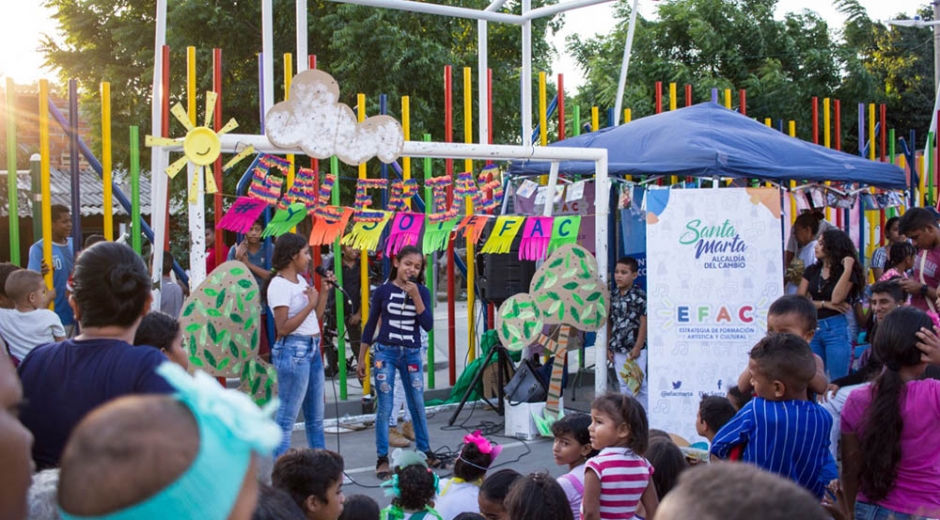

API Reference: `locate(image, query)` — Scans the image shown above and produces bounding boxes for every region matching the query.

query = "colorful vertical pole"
[624,109,632,123]
[573,105,581,136]
[68,79,81,256]
[186,46,207,286]
[101,82,113,241]
[130,126,141,254]
[463,67,476,363]
[357,92,369,348]
[423,134,436,389]
[824,98,832,223]
[39,80,53,292]
[789,121,797,225]
[669,83,677,111]
[6,79,19,264]
[655,82,662,113]
[557,74,565,141]
[330,155,347,399]
[835,100,842,151]
[284,53,296,233]
[162,45,171,252]
[685,84,692,107]
[723,89,731,109]
[444,66,456,386]
[591,106,599,132]
[811,97,819,145]
[739,89,746,116]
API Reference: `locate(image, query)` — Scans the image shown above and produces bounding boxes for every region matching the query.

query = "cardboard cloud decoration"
[265,70,405,166]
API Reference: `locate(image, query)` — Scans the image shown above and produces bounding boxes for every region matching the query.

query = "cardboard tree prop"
[496,244,609,435]
[179,261,277,405]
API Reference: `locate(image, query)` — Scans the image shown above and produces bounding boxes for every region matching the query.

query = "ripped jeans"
[373,342,431,458]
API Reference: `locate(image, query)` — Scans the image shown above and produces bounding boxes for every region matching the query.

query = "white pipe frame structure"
[150,0,619,395]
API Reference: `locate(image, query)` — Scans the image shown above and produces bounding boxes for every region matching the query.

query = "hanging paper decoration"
[317,173,336,207]
[481,216,526,254]
[309,206,353,246]
[385,212,424,256]
[422,218,460,254]
[454,215,491,245]
[248,166,283,205]
[455,171,483,206]
[262,202,309,238]
[259,153,291,174]
[548,216,582,253]
[426,175,458,222]
[388,179,419,212]
[279,167,318,210]
[217,197,269,233]
[519,217,553,261]
[342,211,392,251]
[354,178,389,222]
[477,166,503,212]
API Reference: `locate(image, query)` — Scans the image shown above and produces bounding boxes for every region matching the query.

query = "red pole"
[444,66,456,386]
[811,97,819,144]
[685,84,692,107]
[557,74,565,141]
[739,89,746,116]
[834,100,842,151]
[309,54,322,288]
[162,45,171,251]
[213,49,225,266]
[655,81,663,114]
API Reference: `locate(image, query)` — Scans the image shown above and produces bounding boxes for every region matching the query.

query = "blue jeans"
[811,314,851,380]
[272,334,325,456]
[855,502,935,520]
[373,342,431,458]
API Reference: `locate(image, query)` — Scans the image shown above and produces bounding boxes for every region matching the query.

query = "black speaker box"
[476,221,537,303]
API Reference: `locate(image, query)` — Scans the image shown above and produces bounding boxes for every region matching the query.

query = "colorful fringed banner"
[279,167,318,210]
[518,217,553,261]
[342,211,392,251]
[262,203,309,238]
[548,216,582,253]
[248,166,283,205]
[258,154,291,173]
[217,197,268,233]
[309,206,353,246]
[422,218,459,254]
[385,212,424,256]
[455,171,483,206]
[353,178,389,222]
[454,215,491,245]
[426,175,458,222]
[317,173,335,207]
[481,216,526,254]
[477,166,503,212]
[388,179,419,212]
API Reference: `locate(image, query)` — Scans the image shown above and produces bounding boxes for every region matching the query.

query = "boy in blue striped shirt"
[710,333,833,498]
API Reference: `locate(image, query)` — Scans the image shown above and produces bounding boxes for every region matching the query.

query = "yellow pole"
[101,82,113,241]
[402,96,411,209]
[765,118,771,127]
[187,47,197,125]
[624,109,631,123]
[920,155,927,208]
[724,89,732,109]
[358,93,371,394]
[591,106,599,132]
[464,67,476,363]
[538,72,548,185]
[284,54,295,190]
[39,80,53,295]
[669,83,677,111]
[789,121,797,224]
[869,104,876,161]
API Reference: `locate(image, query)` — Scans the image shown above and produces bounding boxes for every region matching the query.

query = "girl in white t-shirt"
[265,232,332,457]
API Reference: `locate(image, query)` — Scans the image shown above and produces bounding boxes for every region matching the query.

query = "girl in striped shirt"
[582,394,658,520]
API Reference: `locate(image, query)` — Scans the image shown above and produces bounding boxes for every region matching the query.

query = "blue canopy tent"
[509,102,906,189]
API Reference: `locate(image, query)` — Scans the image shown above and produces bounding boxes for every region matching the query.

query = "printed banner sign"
[646,188,783,442]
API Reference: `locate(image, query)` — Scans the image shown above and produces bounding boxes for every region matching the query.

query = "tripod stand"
[447,343,515,425]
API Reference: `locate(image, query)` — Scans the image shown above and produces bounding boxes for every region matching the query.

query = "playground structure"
[0,0,925,407]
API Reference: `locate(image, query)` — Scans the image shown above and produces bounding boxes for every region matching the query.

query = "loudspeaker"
[476,222,537,303]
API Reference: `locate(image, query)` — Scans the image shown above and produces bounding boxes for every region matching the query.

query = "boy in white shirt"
[0,269,66,363]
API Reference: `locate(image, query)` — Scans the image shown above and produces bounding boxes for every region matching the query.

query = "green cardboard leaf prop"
[179,261,277,406]
[495,244,610,433]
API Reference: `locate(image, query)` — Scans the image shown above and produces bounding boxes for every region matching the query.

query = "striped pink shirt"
[584,447,652,520]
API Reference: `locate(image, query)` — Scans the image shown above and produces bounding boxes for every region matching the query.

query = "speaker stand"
[447,344,514,426]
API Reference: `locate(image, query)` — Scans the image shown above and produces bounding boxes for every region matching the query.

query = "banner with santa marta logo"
[645,188,783,442]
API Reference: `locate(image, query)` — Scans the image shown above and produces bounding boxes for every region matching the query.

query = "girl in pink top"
[582,394,657,520]
[841,306,940,519]
[877,241,915,283]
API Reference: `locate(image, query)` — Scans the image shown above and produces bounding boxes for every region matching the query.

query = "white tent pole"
[324,0,523,23]
[150,0,168,309]
[262,0,275,119]
[523,0,615,20]
[594,155,610,395]
[613,0,640,126]
[478,20,489,147]
[542,162,560,216]
[521,0,533,145]
[296,0,308,73]
[924,79,940,188]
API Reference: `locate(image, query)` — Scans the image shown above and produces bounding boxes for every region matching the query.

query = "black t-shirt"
[802,263,859,319]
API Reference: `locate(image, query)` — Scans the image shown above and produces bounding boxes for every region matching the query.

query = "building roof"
[0,168,152,218]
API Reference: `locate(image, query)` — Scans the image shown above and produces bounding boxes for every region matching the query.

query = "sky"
[0,0,931,91]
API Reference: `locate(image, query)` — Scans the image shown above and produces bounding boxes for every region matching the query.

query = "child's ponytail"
[453,431,501,482]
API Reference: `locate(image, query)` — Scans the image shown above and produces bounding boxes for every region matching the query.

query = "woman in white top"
[265,232,332,456]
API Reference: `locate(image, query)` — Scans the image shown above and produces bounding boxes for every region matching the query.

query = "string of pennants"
[217,154,581,260]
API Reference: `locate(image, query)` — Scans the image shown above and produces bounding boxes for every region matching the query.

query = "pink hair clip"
[463,430,503,460]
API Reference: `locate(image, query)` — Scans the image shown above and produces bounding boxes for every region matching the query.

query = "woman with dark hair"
[786,212,821,294]
[133,311,188,369]
[478,469,522,520]
[265,232,333,456]
[841,306,940,518]
[798,228,863,379]
[16,242,174,469]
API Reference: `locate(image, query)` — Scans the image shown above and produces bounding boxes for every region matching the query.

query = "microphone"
[315,265,353,305]
[404,276,418,307]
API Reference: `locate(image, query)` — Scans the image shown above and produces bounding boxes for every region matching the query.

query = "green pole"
[889,128,897,217]
[928,131,935,208]
[573,106,581,137]
[130,126,141,255]
[6,79,20,264]
[424,133,436,389]
[331,156,348,400]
